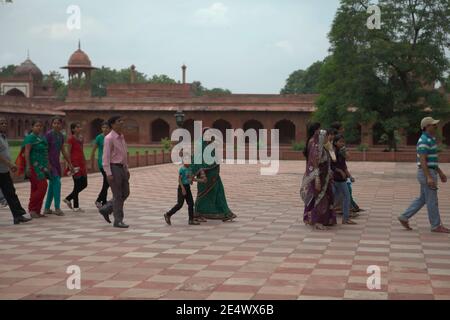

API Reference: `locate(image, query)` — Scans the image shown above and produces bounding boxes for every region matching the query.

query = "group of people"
[300,122,363,230]
[0,115,130,228]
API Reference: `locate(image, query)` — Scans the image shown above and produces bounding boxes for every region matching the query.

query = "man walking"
[0,116,31,225]
[398,117,449,233]
[101,116,130,228]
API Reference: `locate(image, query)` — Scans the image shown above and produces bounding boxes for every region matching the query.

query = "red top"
[67,135,87,177]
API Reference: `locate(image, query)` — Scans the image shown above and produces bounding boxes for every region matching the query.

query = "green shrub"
[292,141,305,151]
[160,137,172,151]
[357,143,369,152]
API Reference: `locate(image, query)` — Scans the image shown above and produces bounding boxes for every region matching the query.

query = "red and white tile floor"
[1,161,450,300]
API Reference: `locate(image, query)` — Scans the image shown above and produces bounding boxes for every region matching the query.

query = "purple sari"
[300,130,336,226]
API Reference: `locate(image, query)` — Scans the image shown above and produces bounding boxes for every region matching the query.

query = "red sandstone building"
[1,45,450,147]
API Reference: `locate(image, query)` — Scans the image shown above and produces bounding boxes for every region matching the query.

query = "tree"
[191,81,231,96]
[0,65,17,77]
[148,74,176,84]
[315,0,450,150]
[281,61,323,94]
[43,71,67,100]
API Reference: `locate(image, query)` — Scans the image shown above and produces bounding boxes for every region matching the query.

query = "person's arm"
[61,142,73,171]
[179,174,186,195]
[436,167,447,183]
[0,154,16,172]
[90,143,98,163]
[419,154,436,188]
[103,137,112,180]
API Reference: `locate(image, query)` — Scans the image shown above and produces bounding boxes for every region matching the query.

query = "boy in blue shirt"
[164,160,205,226]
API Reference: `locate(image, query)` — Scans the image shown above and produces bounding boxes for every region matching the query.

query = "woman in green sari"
[191,132,236,222]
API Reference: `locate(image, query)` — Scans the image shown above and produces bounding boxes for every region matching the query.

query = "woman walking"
[44,117,73,216]
[23,120,50,218]
[64,122,88,212]
[300,123,337,230]
[90,121,110,208]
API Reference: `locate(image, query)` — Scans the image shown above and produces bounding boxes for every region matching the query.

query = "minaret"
[182,64,187,84]
[130,65,136,84]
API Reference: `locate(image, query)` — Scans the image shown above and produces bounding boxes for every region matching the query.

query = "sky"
[0,0,340,93]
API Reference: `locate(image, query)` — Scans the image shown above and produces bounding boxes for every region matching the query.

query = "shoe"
[398,217,412,230]
[30,212,41,218]
[99,202,114,216]
[54,209,65,216]
[189,220,200,225]
[431,225,450,233]
[114,222,129,228]
[63,199,73,210]
[95,201,102,209]
[73,208,84,213]
[43,209,54,215]
[14,216,32,225]
[164,213,171,226]
[100,210,111,224]
[342,219,357,225]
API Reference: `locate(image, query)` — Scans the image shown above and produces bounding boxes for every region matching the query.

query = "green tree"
[281,61,323,94]
[191,81,231,96]
[148,74,177,84]
[0,65,17,77]
[43,71,67,100]
[315,0,450,150]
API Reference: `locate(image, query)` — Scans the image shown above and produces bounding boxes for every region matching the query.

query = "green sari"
[191,140,236,221]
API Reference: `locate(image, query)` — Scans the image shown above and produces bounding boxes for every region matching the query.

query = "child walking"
[164,160,205,226]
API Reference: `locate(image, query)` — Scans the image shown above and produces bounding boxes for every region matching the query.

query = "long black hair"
[70,122,80,135]
[303,122,321,159]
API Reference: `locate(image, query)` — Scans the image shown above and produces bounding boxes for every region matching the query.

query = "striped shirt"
[417,132,438,169]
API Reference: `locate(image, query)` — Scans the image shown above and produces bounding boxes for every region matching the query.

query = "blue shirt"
[417,132,438,169]
[179,166,192,185]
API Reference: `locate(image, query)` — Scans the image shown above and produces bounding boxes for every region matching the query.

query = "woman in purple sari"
[300,123,337,230]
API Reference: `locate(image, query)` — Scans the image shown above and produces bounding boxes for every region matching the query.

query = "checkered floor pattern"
[1,161,450,300]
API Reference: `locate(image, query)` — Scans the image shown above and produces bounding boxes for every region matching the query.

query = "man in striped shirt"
[398,117,449,233]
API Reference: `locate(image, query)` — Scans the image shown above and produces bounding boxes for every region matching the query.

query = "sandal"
[313,224,329,231]
[343,219,357,225]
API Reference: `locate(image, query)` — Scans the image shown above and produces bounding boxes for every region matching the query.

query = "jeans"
[167,184,194,221]
[66,176,88,208]
[333,181,351,221]
[400,169,441,229]
[96,168,109,205]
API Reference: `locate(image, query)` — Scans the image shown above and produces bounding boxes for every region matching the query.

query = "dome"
[14,58,43,81]
[67,49,92,68]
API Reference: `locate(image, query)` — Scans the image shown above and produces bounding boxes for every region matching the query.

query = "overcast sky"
[0,0,340,93]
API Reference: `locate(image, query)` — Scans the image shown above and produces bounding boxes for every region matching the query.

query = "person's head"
[327,128,338,143]
[303,122,321,158]
[0,116,7,133]
[333,134,345,150]
[70,122,82,135]
[421,117,440,136]
[108,116,123,133]
[51,117,63,132]
[31,120,43,135]
[331,121,344,134]
[101,121,111,135]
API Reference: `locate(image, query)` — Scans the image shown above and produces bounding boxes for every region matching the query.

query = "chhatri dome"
[14,52,43,83]
[62,41,95,70]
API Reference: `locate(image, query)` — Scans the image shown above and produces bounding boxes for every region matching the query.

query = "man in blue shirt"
[398,117,449,233]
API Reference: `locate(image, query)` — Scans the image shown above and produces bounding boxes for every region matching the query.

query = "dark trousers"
[66,176,88,208]
[0,172,27,218]
[109,164,130,224]
[167,184,194,221]
[96,169,109,205]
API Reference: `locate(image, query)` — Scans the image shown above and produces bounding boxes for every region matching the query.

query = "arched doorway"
[275,119,296,144]
[243,119,264,142]
[182,119,195,140]
[90,118,104,141]
[443,122,450,146]
[123,119,140,144]
[372,122,385,145]
[213,119,232,143]
[5,88,26,97]
[151,118,170,143]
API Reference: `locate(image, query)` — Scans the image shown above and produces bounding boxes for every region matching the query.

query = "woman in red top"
[64,122,88,212]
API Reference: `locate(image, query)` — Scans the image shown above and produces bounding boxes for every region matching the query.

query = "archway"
[151,118,170,143]
[123,118,140,144]
[90,118,104,141]
[213,119,232,143]
[275,119,296,144]
[443,122,450,146]
[5,88,26,97]
[243,119,264,142]
[182,119,195,141]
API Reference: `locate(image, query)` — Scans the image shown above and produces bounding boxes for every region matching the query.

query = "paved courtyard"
[1,161,450,300]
